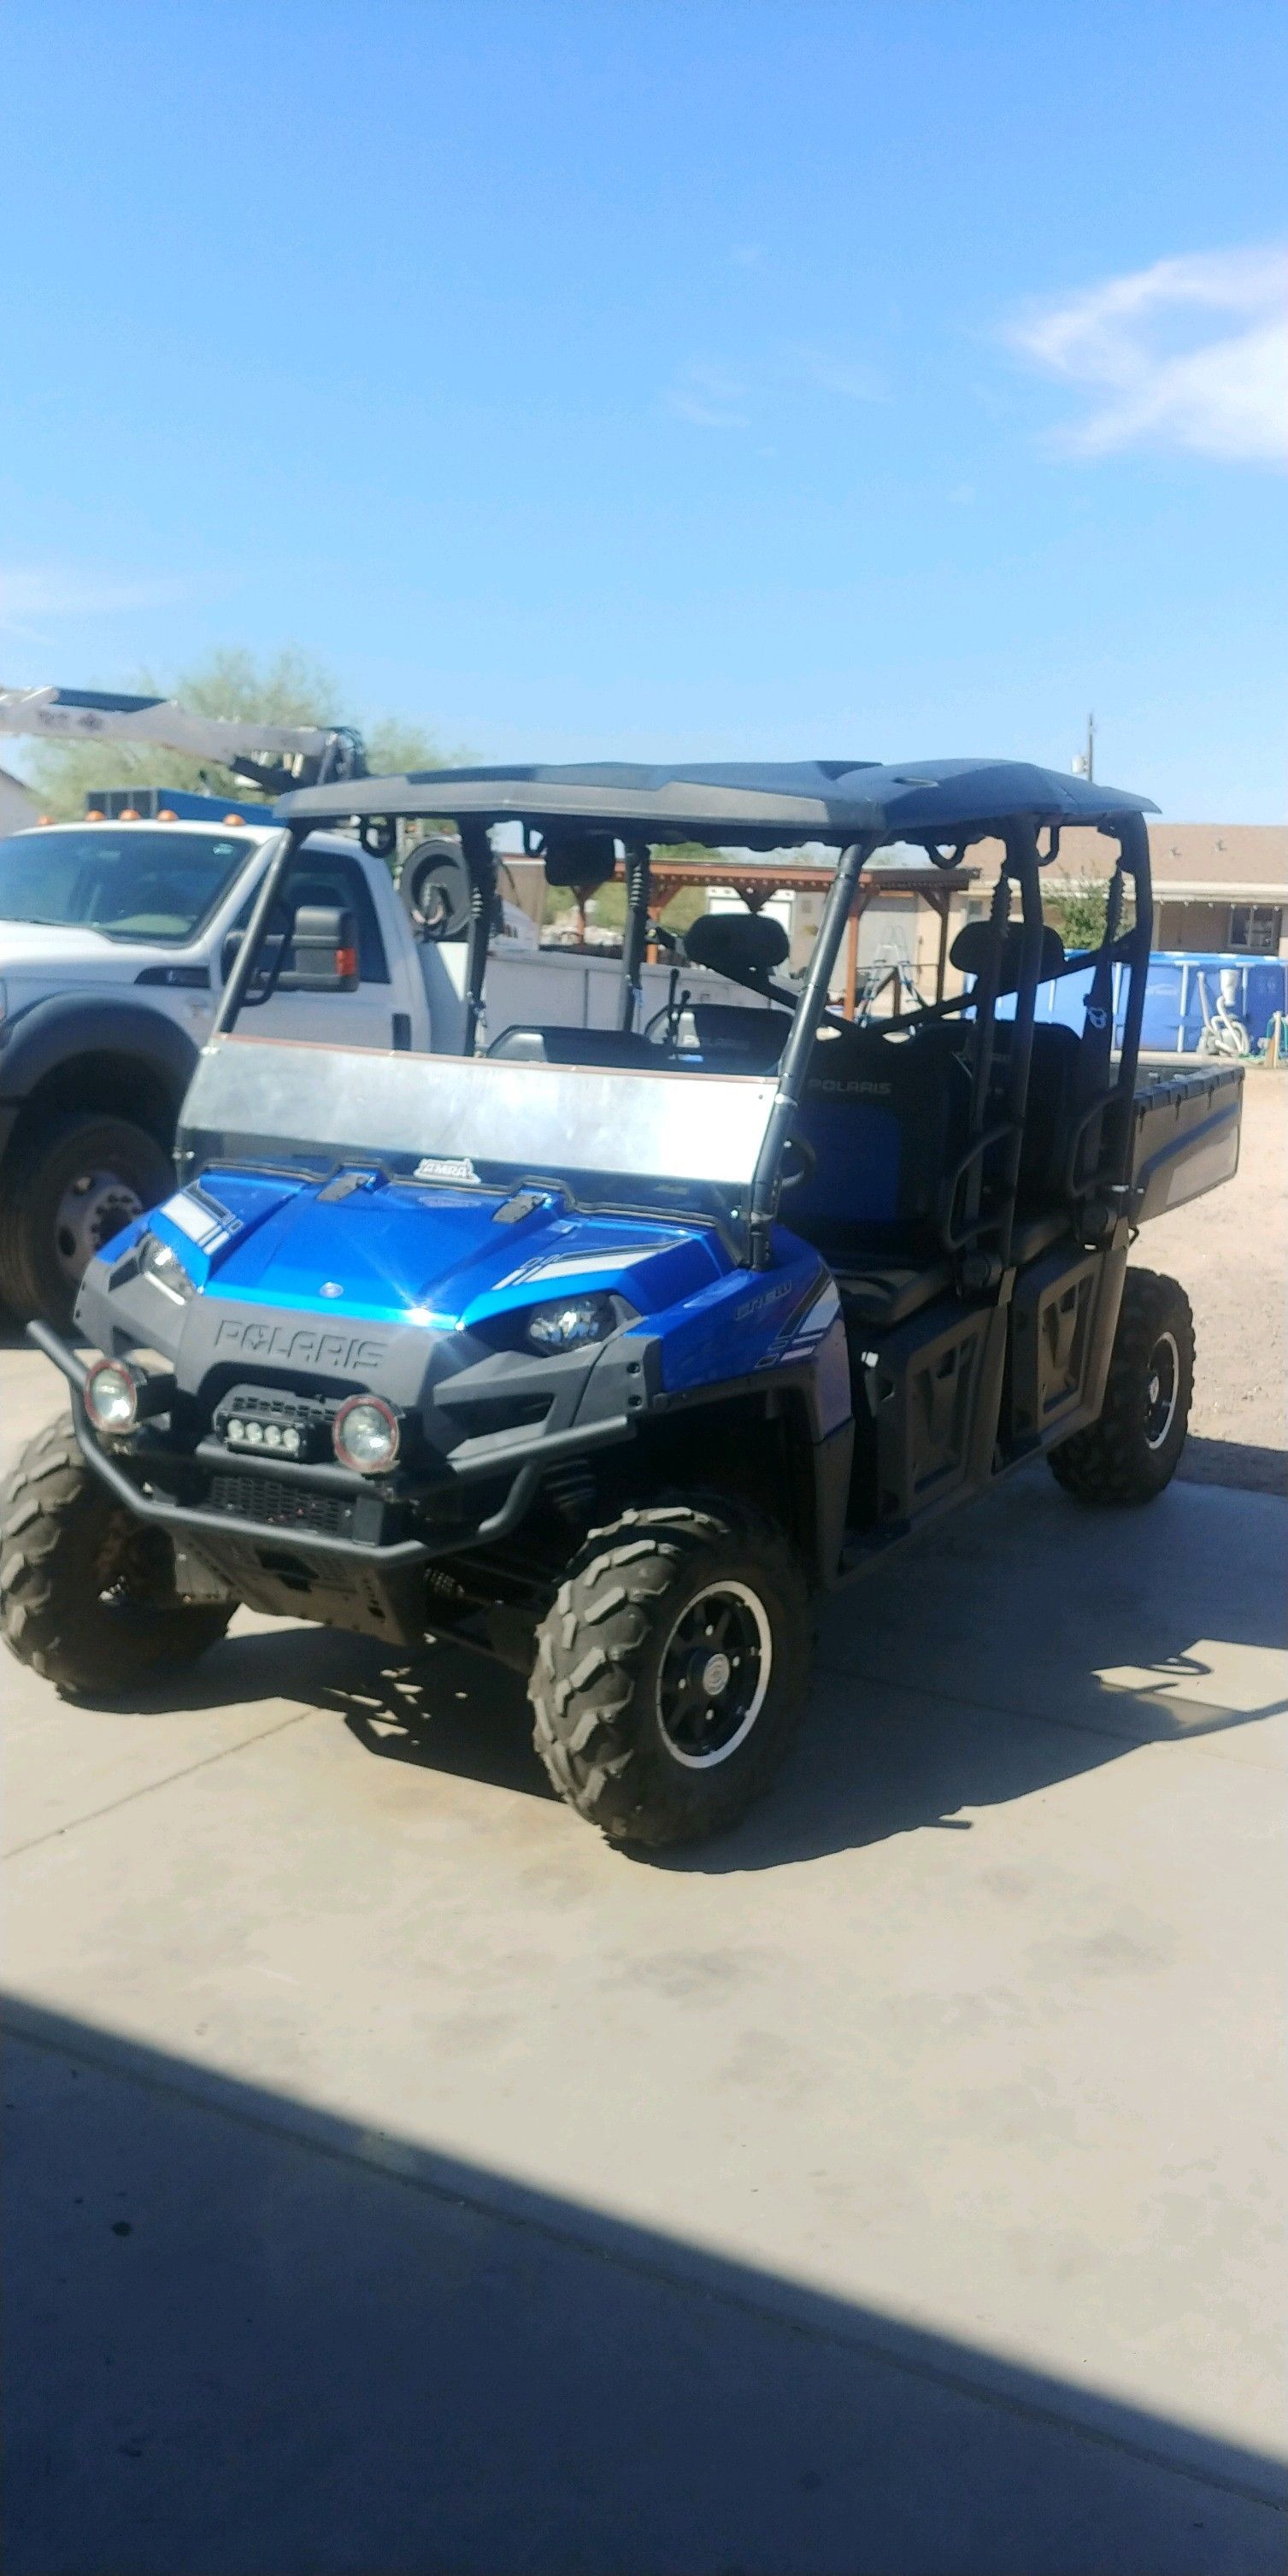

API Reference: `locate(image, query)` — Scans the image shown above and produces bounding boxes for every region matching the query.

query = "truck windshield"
[0,827,254,944]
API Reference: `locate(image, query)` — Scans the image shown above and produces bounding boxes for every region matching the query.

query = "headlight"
[332,1394,401,1474]
[138,1231,195,1303]
[226,1415,303,1456]
[84,1358,139,1434]
[525,1293,619,1354]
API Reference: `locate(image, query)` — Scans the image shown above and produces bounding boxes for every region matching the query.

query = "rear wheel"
[0,1110,173,1326]
[0,1419,232,1697]
[529,1498,811,1848]
[1048,1268,1194,1507]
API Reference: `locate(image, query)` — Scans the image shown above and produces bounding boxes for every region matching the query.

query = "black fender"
[0,996,199,1129]
[630,1326,855,1591]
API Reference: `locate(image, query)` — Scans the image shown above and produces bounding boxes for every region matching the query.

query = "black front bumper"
[29,1318,635,1594]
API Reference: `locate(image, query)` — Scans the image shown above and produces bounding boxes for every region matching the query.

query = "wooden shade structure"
[645,857,979,1016]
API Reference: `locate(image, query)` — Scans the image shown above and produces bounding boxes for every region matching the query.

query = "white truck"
[0,805,744,1323]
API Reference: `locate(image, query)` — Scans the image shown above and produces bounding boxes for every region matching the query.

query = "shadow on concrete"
[57,1471,1286,1873]
[3,1996,1283,2576]
[1176,1436,1288,1497]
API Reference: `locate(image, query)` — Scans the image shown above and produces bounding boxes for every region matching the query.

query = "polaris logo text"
[213,1320,390,1372]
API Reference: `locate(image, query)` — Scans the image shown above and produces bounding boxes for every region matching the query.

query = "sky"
[2,0,1285,819]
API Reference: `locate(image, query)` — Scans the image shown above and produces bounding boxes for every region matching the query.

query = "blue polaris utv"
[0,759,1244,1846]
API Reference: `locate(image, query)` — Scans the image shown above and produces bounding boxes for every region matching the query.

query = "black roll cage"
[212,793,1153,1280]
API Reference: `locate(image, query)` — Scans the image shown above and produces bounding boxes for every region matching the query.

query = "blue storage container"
[995,951,1286,1052]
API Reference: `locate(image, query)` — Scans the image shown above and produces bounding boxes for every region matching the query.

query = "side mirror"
[221,904,360,996]
[280,905,360,991]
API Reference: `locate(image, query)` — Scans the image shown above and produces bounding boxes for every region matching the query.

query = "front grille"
[208,1473,353,1538]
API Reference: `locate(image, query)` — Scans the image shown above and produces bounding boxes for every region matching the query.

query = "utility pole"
[1072,712,1096,780]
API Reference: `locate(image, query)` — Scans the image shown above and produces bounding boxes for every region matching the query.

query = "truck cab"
[0,803,432,1320]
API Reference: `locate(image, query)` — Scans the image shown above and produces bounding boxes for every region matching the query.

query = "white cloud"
[0,566,191,637]
[1008,245,1288,464]
[662,364,750,430]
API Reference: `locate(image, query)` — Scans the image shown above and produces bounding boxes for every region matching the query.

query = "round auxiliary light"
[84,1358,139,1435]
[333,1394,400,1475]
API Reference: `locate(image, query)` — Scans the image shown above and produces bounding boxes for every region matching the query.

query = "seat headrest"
[950,920,1066,992]
[683,910,790,981]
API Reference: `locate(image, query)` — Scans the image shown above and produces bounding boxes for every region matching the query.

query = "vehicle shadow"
[66,1457,1285,1874]
[1176,1433,1288,1496]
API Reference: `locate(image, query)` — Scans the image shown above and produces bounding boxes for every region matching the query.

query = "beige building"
[962,821,1288,960]
[0,765,39,835]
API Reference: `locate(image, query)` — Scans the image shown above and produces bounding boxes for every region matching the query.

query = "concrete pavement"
[2,1330,1285,2573]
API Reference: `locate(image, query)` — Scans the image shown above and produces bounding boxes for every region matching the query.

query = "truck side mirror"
[279,905,361,992]
[221,904,360,995]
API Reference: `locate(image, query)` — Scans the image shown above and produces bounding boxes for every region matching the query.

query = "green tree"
[22,647,454,818]
[1044,873,1134,951]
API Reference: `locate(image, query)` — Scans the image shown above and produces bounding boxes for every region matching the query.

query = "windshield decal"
[414,1155,480,1186]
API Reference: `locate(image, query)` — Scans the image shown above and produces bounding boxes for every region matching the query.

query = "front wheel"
[0,1110,174,1326]
[0,1420,232,1697]
[1048,1268,1194,1507]
[529,1498,812,1848]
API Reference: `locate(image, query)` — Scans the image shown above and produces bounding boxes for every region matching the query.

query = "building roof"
[967,820,1288,902]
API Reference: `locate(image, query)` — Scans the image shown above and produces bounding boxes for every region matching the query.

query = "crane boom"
[0,684,367,797]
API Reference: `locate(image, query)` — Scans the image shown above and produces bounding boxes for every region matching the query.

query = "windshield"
[0,827,255,944]
[181,1038,780,1238]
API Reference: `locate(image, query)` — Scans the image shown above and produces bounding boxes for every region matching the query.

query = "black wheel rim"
[53,1167,144,1287]
[656,1579,772,1770]
[1144,1330,1180,1451]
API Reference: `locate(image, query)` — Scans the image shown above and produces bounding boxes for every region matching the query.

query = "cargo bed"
[1129,1061,1244,1223]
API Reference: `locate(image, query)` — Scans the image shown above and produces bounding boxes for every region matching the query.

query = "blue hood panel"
[172,1170,727,1329]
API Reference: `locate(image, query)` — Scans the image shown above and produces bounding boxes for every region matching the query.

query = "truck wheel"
[0,1111,173,1326]
[529,1499,811,1848]
[1048,1268,1194,1507]
[0,1420,232,1697]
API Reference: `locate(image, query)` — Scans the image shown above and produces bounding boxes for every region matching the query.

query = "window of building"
[1228,905,1281,953]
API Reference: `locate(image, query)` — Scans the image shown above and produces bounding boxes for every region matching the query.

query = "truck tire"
[0,1419,232,1697]
[0,1111,173,1326]
[1048,1268,1194,1507]
[529,1498,811,1848]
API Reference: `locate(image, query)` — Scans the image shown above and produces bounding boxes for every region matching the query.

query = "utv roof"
[278,756,1157,852]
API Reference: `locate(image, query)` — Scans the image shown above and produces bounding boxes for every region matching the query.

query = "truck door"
[222,850,397,1050]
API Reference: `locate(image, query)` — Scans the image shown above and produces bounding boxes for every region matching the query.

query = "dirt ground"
[1147,1068,1286,1490]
